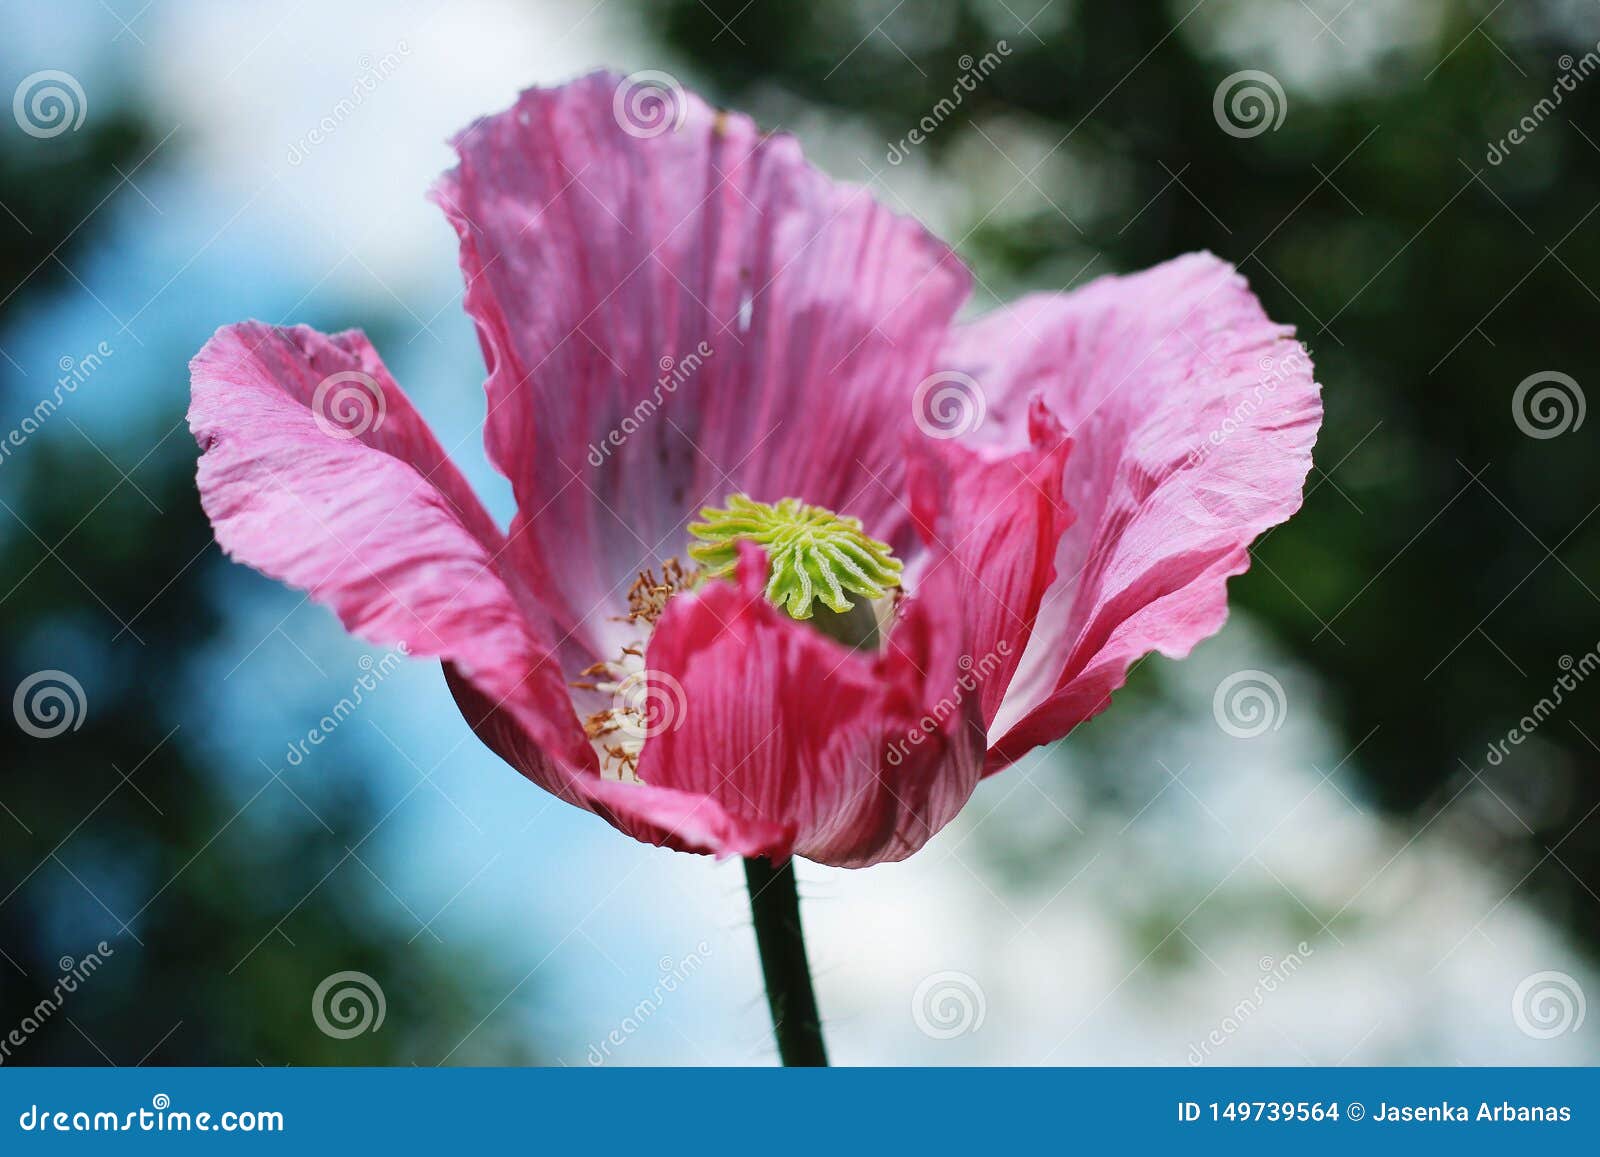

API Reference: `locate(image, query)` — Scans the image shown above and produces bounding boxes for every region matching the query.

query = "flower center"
[573,500,902,780]
[688,495,903,621]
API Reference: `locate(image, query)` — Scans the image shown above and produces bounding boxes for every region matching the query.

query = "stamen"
[624,558,697,626]
[583,707,645,783]
[688,495,903,621]
[575,654,649,783]
[571,558,699,782]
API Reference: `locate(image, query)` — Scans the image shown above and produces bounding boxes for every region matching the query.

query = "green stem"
[744,855,828,1066]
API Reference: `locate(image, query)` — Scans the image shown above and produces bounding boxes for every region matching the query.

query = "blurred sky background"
[2,0,1599,1065]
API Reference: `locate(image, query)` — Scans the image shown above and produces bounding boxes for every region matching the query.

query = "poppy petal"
[935,255,1322,767]
[635,543,984,866]
[188,321,589,771]
[433,72,970,666]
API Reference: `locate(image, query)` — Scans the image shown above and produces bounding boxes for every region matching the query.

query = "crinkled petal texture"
[189,322,793,858]
[188,322,572,757]
[938,254,1322,769]
[635,543,984,867]
[907,397,1075,731]
[432,71,969,669]
[188,73,1320,868]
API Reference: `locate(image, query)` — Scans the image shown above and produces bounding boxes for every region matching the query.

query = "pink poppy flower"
[188,71,1320,869]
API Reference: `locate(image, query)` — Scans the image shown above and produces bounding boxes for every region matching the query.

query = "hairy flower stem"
[744,855,828,1066]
